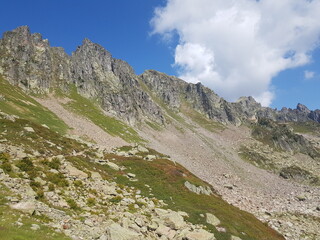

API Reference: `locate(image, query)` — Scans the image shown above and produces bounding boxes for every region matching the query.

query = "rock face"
[277,104,320,123]
[252,118,319,157]
[0,26,71,91]
[141,70,249,125]
[0,26,163,125]
[184,181,213,195]
[0,26,319,126]
[141,70,320,125]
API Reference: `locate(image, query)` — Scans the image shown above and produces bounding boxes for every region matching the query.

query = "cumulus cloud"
[304,70,315,79]
[151,0,320,106]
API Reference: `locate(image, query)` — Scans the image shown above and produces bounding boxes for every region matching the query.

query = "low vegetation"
[238,146,277,171]
[0,76,69,134]
[280,165,320,186]
[59,85,143,143]
[252,118,319,158]
[0,184,70,240]
[0,104,285,240]
[0,117,85,156]
[289,121,320,136]
[102,154,284,240]
[181,100,225,132]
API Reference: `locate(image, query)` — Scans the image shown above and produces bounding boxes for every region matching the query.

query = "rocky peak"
[141,70,184,109]
[11,25,30,35]
[3,26,49,47]
[72,38,112,72]
[5,25,31,41]
[0,26,319,126]
[296,103,310,114]
[236,96,260,108]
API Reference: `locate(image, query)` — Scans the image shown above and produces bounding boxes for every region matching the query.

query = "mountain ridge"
[1,26,319,127]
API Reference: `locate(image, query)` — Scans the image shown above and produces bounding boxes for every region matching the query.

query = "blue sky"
[0,0,319,110]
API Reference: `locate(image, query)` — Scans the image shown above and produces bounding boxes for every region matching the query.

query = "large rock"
[65,164,88,179]
[184,181,212,195]
[137,145,149,153]
[91,171,103,180]
[231,236,242,240]
[206,213,221,226]
[106,162,120,171]
[185,229,216,240]
[105,223,140,240]
[155,224,176,239]
[163,212,186,230]
[10,201,36,215]
[23,127,35,133]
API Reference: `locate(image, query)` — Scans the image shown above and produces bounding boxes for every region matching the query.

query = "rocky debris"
[184,181,213,195]
[155,224,174,238]
[258,211,320,240]
[1,145,216,240]
[240,140,320,188]
[251,118,319,158]
[34,176,47,186]
[91,171,103,180]
[205,213,221,226]
[0,144,28,159]
[128,149,139,156]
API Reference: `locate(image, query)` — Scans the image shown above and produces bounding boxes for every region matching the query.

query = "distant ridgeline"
[0,26,319,126]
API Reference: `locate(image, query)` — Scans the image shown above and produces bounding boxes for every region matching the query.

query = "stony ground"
[0,143,218,240]
[139,120,320,240]
[34,97,320,240]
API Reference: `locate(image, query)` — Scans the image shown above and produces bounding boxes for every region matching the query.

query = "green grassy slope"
[0,76,69,134]
[289,121,320,136]
[60,86,143,143]
[105,154,284,240]
[0,112,285,240]
[0,118,85,156]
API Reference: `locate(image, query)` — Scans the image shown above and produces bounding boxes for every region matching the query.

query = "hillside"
[0,26,320,240]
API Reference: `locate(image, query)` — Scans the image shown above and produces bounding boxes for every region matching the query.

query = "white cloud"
[151,0,320,106]
[304,70,315,79]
